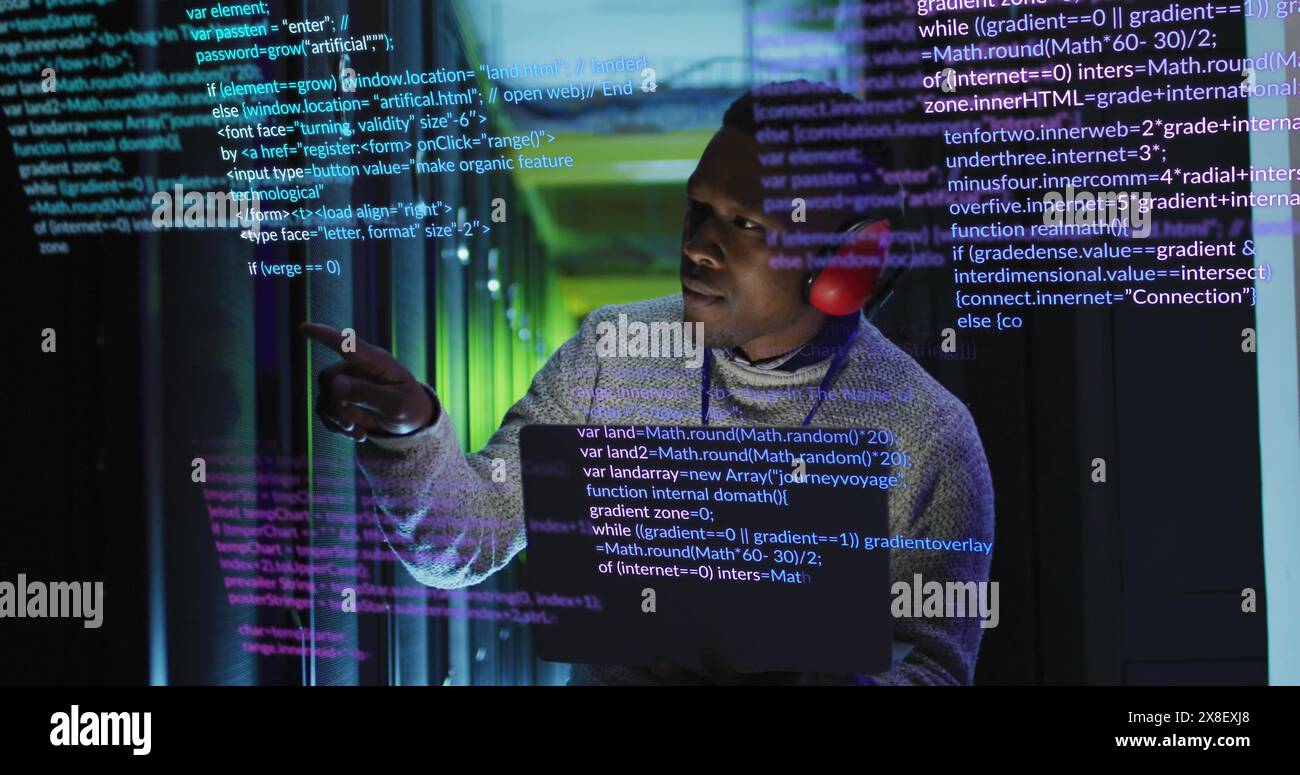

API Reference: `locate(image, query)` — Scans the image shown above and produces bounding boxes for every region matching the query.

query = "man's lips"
[681,276,724,302]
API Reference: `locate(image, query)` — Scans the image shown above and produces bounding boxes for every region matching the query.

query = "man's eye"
[734,217,764,232]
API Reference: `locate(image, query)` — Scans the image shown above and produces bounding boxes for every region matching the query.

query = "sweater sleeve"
[353,322,593,589]
[865,404,997,685]
[795,405,995,686]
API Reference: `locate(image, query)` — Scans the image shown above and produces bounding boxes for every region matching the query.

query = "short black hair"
[720,80,892,213]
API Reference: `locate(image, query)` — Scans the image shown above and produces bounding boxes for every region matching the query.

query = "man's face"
[681,126,830,352]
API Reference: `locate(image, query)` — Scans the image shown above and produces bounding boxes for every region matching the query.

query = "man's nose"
[682,222,724,268]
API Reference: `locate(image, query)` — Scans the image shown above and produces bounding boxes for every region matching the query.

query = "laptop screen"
[520,423,894,675]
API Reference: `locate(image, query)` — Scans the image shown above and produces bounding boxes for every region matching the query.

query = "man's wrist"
[420,383,441,427]
[391,383,440,437]
[366,383,440,441]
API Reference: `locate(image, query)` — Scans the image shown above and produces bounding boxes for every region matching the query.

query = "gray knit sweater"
[356,294,995,685]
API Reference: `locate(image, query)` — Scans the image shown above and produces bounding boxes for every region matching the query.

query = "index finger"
[300,322,389,374]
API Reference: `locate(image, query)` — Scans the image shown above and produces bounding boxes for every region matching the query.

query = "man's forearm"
[357,409,526,589]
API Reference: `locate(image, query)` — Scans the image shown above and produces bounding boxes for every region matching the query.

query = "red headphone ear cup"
[808,220,890,316]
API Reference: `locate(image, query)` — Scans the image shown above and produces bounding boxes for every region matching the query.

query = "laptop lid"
[519,424,894,675]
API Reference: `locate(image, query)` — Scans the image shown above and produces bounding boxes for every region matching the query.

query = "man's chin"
[683,307,724,336]
[694,317,740,349]
[682,312,729,347]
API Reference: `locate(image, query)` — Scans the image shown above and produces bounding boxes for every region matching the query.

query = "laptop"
[519,424,895,675]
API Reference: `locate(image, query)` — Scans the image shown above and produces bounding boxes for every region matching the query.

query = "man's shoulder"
[573,293,693,367]
[849,321,981,445]
[850,324,993,540]
[548,294,690,381]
